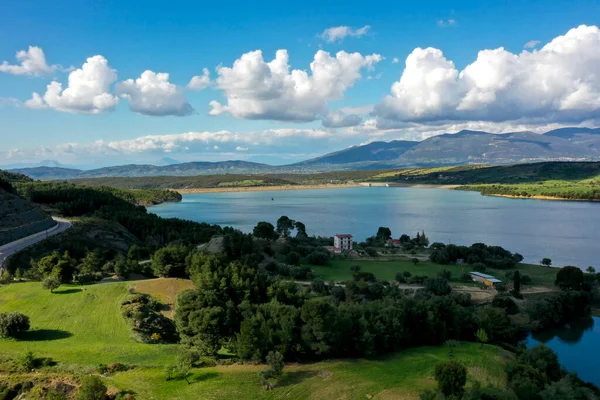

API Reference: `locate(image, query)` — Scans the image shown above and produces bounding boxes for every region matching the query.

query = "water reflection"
[531,317,595,344]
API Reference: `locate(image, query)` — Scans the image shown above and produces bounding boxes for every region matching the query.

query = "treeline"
[176,253,487,361]
[429,242,523,269]
[459,184,600,201]
[65,170,382,190]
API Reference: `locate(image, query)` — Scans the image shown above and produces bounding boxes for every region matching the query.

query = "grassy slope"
[313,259,557,286]
[108,344,507,400]
[0,282,174,366]
[0,280,508,399]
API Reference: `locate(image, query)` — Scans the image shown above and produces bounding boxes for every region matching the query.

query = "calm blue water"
[527,317,600,386]
[148,186,600,268]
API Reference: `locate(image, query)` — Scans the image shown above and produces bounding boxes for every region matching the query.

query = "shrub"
[472,263,487,273]
[434,360,467,398]
[460,272,472,282]
[306,250,330,266]
[17,351,36,372]
[403,271,412,278]
[76,375,107,400]
[364,247,378,257]
[437,269,452,280]
[395,272,406,283]
[0,312,30,338]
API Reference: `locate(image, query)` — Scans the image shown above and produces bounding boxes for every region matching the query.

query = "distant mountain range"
[8,127,600,180]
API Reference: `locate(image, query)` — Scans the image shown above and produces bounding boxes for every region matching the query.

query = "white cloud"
[209,49,382,122]
[375,25,600,125]
[25,55,119,114]
[320,25,371,42]
[0,46,56,76]
[392,57,399,64]
[213,145,220,150]
[187,68,211,90]
[322,111,362,128]
[236,146,249,151]
[116,70,194,116]
[437,19,457,27]
[524,40,541,49]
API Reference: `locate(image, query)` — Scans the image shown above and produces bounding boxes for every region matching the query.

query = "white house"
[334,234,353,251]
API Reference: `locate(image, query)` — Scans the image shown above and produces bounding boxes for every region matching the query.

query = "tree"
[260,351,284,390]
[475,328,488,349]
[412,258,420,265]
[512,270,521,296]
[586,266,596,274]
[555,266,584,291]
[376,227,392,241]
[276,216,295,238]
[253,222,277,240]
[76,375,107,400]
[445,339,459,358]
[395,272,406,283]
[0,312,30,338]
[285,251,301,266]
[364,247,378,257]
[541,258,552,267]
[424,277,451,296]
[177,353,193,384]
[294,221,307,238]
[42,276,61,293]
[306,250,330,266]
[434,360,467,398]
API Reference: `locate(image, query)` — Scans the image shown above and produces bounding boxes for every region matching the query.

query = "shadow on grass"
[53,288,83,294]
[278,370,319,387]
[191,372,219,383]
[17,329,73,341]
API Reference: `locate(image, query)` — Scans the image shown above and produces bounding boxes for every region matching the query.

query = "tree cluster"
[430,242,522,269]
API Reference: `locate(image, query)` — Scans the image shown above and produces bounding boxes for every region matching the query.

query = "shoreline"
[482,193,600,202]
[173,183,458,194]
[174,183,360,194]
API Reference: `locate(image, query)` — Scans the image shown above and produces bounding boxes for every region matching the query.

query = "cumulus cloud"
[209,49,382,122]
[116,70,194,116]
[187,68,211,90]
[322,111,362,128]
[524,40,541,48]
[375,25,600,125]
[392,57,399,64]
[0,46,56,76]
[236,146,249,151]
[25,55,119,114]
[320,25,371,42]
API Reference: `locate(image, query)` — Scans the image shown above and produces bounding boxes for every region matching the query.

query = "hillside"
[0,189,56,246]
[0,281,507,399]
[9,127,600,179]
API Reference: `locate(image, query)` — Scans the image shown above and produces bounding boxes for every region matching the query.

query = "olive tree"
[0,312,30,338]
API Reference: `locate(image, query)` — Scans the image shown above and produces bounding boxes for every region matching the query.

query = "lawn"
[106,343,507,400]
[0,281,176,367]
[0,280,509,399]
[313,259,557,287]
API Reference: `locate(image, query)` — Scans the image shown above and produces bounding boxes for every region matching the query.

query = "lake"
[148,186,600,268]
[526,317,600,386]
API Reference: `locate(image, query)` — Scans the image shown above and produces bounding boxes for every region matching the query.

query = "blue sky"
[1,0,600,168]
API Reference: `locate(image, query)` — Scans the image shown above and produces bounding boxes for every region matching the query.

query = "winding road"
[0,217,72,269]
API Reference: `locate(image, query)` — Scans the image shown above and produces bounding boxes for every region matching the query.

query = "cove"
[148,186,600,268]
[526,317,599,387]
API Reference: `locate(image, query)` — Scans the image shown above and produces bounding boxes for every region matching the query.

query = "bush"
[434,360,467,398]
[0,312,30,338]
[285,251,301,266]
[424,277,452,296]
[364,247,378,257]
[17,351,36,372]
[460,272,472,282]
[437,269,452,280]
[76,375,107,400]
[472,263,487,273]
[306,250,330,266]
[492,294,519,315]
[395,272,406,283]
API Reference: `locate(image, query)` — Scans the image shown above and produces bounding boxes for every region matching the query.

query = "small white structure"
[333,234,353,252]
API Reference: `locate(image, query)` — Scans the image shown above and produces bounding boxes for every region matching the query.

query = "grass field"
[314,259,558,287]
[0,280,509,399]
[107,344,508,400]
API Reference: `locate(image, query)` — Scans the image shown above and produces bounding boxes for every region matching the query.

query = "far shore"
[173,183,459,194]
[484,193,600,202]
